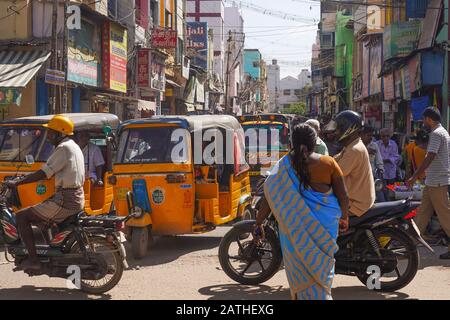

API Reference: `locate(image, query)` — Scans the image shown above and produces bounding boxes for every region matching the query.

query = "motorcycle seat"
[349,200,408,227]
[57,211,84,228]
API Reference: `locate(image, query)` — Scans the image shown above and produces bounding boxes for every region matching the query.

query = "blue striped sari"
[264,155,342,300]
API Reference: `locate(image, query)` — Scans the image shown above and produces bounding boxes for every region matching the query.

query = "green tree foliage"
[282,102,306,115]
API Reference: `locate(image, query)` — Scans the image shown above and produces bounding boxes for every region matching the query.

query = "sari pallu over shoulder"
[263,156,342,300]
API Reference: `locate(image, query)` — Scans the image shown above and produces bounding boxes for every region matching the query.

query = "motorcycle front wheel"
[356,227,419,292]
[218,224,282,285]
[71,236,124,294]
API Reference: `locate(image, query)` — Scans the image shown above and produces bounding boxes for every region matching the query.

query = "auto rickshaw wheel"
[131,227,149,259]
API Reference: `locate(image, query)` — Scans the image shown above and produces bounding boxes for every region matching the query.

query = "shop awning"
[166,79,181,88]
[137,99,156,111]
[0,50,51,88]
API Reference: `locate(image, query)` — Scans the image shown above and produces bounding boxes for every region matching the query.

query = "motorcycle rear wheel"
[356,227,419,292]
[219,224,282,285]
[71,236,124,295]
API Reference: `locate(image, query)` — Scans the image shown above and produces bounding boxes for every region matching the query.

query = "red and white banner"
[151,29,177,49]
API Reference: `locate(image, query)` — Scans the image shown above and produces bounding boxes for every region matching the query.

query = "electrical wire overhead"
[223,0,319,24]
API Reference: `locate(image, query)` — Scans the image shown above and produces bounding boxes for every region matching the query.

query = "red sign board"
[137,49,150,87]
[102,21,128,93]
[151,29,177,49]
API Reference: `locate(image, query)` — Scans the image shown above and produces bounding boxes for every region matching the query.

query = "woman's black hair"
[289,123,317,193]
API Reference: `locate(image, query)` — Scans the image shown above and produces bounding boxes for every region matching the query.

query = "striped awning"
[0,50,51,88]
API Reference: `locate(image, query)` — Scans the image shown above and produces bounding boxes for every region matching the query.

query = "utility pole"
[62,0,68,113]
[50,0,58,114]
[224,30,232,114]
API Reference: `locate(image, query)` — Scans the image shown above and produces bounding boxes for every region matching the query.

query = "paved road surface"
[0,226,449,300]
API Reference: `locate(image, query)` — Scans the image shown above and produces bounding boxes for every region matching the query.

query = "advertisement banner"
[0,88,21,105]
[362,42,369,98]
[186,22,208,70]
[103,22,128,93]
[151,28,177,49]
[401,66,411,101]
[383,73,395,100]
[68,20,100,87]
[137,49,166,92]
[383,21,421,60]
[137,49,150,88]
[369,40,382,95]
[408,54,421,92]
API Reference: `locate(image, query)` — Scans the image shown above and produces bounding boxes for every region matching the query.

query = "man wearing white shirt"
[76,131,105,186]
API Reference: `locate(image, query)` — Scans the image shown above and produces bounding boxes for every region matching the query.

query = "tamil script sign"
[68,20,99,87]
[103,21,128,93]
[383,20,421,60]
[45,69,65,86]
[151,29,177,49]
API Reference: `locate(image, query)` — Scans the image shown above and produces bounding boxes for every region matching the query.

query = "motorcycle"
[218,179,434,292]
[0,182,139,294]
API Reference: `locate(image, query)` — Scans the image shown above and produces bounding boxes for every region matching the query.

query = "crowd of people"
[255,107,450,300]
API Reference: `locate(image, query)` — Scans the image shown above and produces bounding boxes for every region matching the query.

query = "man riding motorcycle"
[325,111,375,220]
[6,115,85,271]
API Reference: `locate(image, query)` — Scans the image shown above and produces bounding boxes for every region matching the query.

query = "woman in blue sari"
[254,124,349,300]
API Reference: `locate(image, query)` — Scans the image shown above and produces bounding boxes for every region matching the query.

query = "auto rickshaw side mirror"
[25,155,35,165]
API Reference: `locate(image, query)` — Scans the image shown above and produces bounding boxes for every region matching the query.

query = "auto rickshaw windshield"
[243,124,289,152]
[0,127,54,162]
[117,126,190,164]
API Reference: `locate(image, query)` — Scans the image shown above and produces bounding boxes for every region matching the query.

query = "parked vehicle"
[219,180,433,292]
[0,113,120,216]
[0,181,136,294]
[111,115,252,259]
[237,114,294,192]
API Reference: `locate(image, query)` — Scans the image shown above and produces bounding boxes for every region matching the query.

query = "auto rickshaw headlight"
[131,206,144,218]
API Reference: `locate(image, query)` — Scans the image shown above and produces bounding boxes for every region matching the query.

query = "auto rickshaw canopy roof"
[237,113,295,124]
[120,115,244,133]
[0,113,120,132]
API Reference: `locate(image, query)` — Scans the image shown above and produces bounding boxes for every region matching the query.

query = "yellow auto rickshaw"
[111,115,252,258]
[0,113,120,215]
[237,113,294,192]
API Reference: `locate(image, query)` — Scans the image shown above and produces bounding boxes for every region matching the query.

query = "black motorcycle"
[218,180,434,292]
[0,183,138,294]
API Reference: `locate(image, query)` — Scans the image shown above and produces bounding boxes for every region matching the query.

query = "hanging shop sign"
[383,20,421,61]
[408,54,421,92]
[68,19,100,87]
[138,49,166,92]
[401,66,411,101]
[369,40,382,95]
[394,69,403,99]
[186,22,208,70]
[103,22,128,93]
[362,43,369,98]
[45,69,65,86]
[182,56,190,80]
[0,88,21,105]
[151,28,177,49]
[383,73,395,100]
